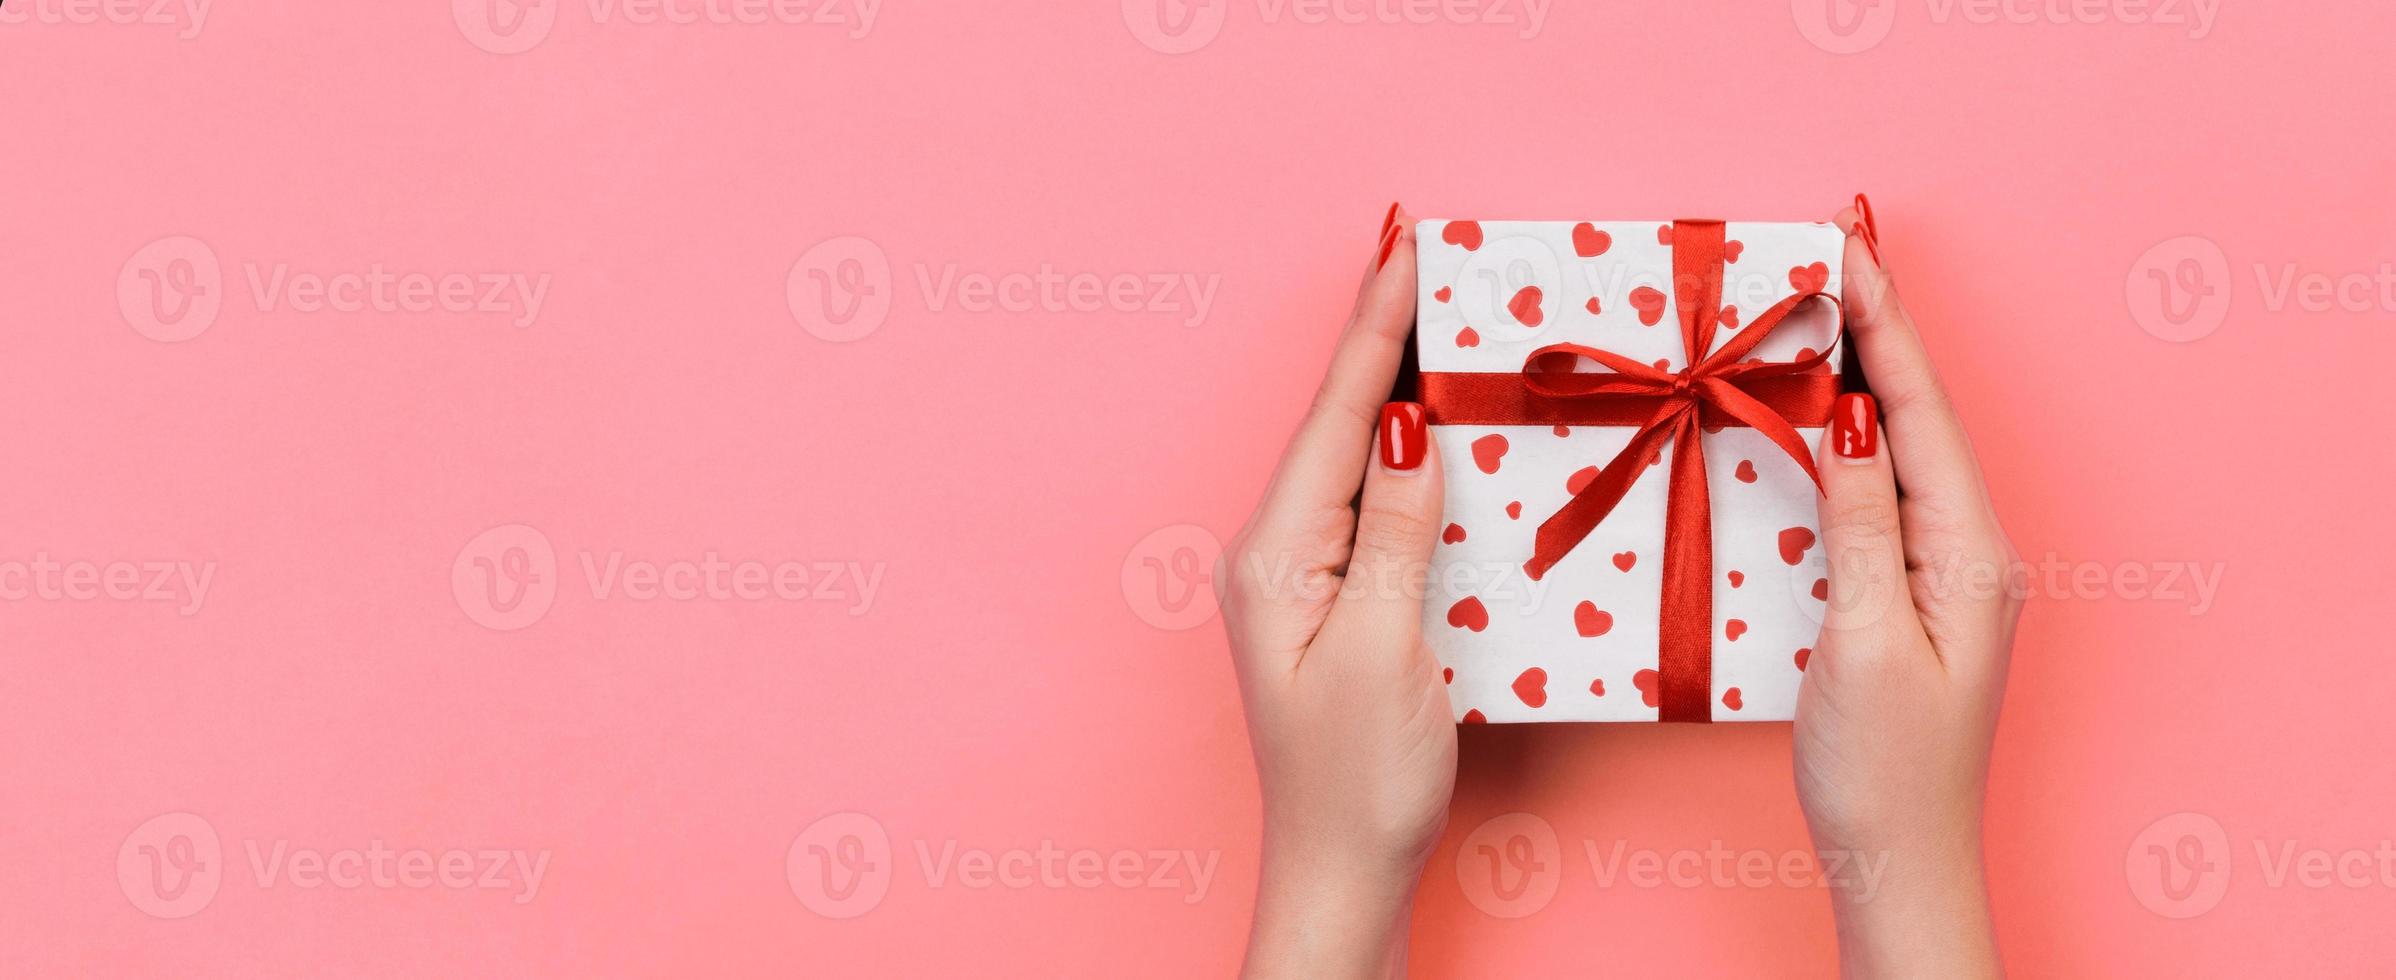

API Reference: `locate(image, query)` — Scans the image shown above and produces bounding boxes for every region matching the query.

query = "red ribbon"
[1419,220,1842,722]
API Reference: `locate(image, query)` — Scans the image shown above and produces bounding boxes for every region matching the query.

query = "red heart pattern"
[1718,305,1739,329]
[1505,501,1522,519]
[1471,434,1508,474]
[1572,222,1611,257]
[1433,285,1452,303]
[1508,285,1545,327]
[1512,667,1548,708]
[1777,527,1817,565]
[1588,679,1605,697]
[1812,578,1829,601]
[1789,262,1829,294]
[1442,220,1484,251]
[1442,523,1467,544]
[1629,286,1667,326]
[1455,326,1479,348]
[1566,465,1599,495]
[1735,459,1757,483]
[1722,687,1743,711]
[1727,570,1744,588]
[1633,669,1660,708]
[1725,619,1747,641]
[1794,648,1811,671]
[1584,297,1601,315]
[1443,666,1454,684]
[1723,240,1744,263]
[1462,708,1487,724]
[1447,596,1489,632]
[1573,601,1612,637]
[1656,224,1673,245]
[1612,551,1636,572]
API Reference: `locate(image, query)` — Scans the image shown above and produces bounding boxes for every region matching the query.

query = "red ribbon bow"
[1419,220,1843,721]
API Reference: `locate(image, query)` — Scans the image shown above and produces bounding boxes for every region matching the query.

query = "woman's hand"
[1225,205,1453,980]
[1796,202,2019,977]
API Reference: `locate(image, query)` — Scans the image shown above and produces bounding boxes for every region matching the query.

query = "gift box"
[1413,216,1847,723]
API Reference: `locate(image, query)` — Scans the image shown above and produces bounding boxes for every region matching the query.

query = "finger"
[1324,402,1442,647]
[1813,392,1925,655]
[1249,205,1420,537]
[1829,206,2010,569]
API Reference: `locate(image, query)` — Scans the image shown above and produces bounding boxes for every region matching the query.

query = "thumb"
[1814,392,1920,647]
[1334,402,1444,634]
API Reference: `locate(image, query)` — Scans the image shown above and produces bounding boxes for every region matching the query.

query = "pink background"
[5,1,2391,976]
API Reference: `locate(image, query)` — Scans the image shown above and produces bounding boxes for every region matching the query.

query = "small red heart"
[1508,285,1545,327]
[1727,570,1744,588]
[1633,669,1660,708]
[1723,240,1744,263]
[1612,551,1636,572]
[1589,678,1606,697]
[1571,222,1611,257]
[1512,667,1548,708]
[1652,358,1671,371]
[1722,687,1743,711]
[1778,527,1817,565]
[1446,596,1490,632]
[1443,666,1454,684]
[1656,224,1674,245]
[1505,501,1523,519]
[1454,326,1480,348]
[1794,648,1811,671]
[1629,286,1667,326]
[1573,601,1612,637]
[1566,465,1599,495]
[1718,305,1740,329]
[1584,297,1601,315]
[1461,708,1487,724]
[1812,578,1829,601]
[1442,523,1467,544]
[1434,286,1452,303]
[1789,262,1829,294]
[1471,434,1509,474]
[1552,424,1571,437]
[1442,220,1484,251]
[1794,347,1817,362]
[1725,619,1747,641]
[1734,459,1757,483]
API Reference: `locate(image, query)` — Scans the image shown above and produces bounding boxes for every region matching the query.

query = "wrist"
[1242,829,1427,980]
[1819,831,2000,978]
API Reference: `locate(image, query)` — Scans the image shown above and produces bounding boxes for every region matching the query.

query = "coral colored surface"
[4,1,2392,976]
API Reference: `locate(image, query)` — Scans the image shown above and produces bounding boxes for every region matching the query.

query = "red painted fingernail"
[1852,193,1882,264]
[1380,402,1426,471]
[1378,200,1400,240]
[1374,221,1402,272]
[1831,392,1878,460]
